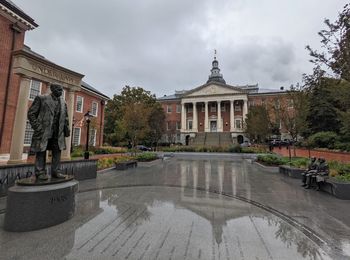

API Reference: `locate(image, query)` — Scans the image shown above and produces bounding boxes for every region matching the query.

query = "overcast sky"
[14,0,348,98]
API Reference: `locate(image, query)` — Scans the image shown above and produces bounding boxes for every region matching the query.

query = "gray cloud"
[15,0,348,97]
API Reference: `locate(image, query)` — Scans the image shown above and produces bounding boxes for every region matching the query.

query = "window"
[76,96,83,112]
[210,104,216,112]
[221,104,225,112]
[235,119,242,129]
[89,128,96,146]
[167,105,173,113]
[176,121,181,130]
[288,99,294,108]
[234,105,241,111]
[201,104,205,112]
[275,100,280,109]
[188,120,193,130]
[166,122,171,130]
[91,101,98,116]
[24,121,34,145]
[73,128,81,146]
[176,133,181,142]
[29,80,41,100]
[176,105,181,113]
[188,106,193,113]
[248,100,255,107]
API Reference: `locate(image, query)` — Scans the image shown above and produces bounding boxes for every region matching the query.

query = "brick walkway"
[272,146,350,163]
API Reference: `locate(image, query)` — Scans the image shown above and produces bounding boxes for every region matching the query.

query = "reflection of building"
[158,55,289,145]
[0,1,109,162]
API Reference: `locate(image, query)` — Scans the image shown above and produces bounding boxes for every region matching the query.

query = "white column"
[230,100,234,131]
[217,101,222,132]
[181,103,186,131]
[8,76,31,164]
[192,102,198,132]
[204,101,209,132]
[243,99,248,121]
[61,89,75,160]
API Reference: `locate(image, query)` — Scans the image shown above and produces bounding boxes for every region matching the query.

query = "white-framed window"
[176,133,181,142]
[24,120,34,145]
[29,80,41,100]
[288,99,294,108]
[176,121,181,130]
[210,104,217,112]
[221,104,226,112]
[73,127,81,146]
[91,101,98,117]
[166,122,171,130]
[76,96,84,112]
[248,100,255,107]
[234,105,241,111]
[176,105,181,113]
[187,120,193,130]
[89,128,96,146]
[201,104,205,112]
[235,119,242,129]
[167,105,172,113]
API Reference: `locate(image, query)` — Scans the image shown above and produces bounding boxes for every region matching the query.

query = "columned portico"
[7,50,83,164]
[180,96,248,134]
[8,76,31,164]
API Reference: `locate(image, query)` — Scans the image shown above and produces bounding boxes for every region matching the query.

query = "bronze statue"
[301,156,317,187]
[28,83,70,180]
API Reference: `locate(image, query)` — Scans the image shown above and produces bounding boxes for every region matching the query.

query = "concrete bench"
[319,178,350,200]
[279,165,304,179]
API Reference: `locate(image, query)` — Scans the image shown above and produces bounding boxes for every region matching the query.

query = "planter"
[320,178,350,200]
[279,165,305,179]
[115,160,138,170]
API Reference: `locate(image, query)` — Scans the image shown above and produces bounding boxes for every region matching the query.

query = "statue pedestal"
[4,178,78,232]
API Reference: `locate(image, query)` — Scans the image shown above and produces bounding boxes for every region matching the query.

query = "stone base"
[4,180,78,232]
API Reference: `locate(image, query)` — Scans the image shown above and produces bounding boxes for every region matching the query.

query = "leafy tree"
[244,105,271,143]
[147,103,166,150]
[104,86,165,147]
[119,102,151,150]
[306,4,350,81]
[273,85,308,141]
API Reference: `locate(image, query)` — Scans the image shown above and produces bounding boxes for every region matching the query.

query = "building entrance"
[210,121,217,132]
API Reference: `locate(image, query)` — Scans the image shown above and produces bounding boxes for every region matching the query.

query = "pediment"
[184,83,244,97]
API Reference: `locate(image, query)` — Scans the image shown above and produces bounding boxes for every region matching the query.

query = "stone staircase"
[192,132,233,147]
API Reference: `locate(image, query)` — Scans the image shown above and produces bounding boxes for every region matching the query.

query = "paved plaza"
[0,153,350,259]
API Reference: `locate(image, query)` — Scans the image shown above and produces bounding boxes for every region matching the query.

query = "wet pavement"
[0,153,350,259]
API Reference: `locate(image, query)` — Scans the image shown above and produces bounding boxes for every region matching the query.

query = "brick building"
[0,0,108,162]
[158,56,290,145]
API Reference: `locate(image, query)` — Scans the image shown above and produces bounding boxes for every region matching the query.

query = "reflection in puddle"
[64,186,330,260]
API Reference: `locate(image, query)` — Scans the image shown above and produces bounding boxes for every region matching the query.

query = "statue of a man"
[28,83,70,180]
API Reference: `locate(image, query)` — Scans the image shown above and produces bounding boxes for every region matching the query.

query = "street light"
[84,111,93,159]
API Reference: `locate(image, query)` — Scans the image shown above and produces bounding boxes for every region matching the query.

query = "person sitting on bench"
[302,156,318,187]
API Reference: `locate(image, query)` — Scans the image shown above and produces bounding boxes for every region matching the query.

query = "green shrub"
[92,146,127,154]
[288,158,309,169]
[135,152,158,162]
[335,173,350,182]
[228,145,242,153]
[308,131,339,149]
[257,154,286,166]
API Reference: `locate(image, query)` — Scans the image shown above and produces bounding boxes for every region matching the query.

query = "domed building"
[158,55,288,146]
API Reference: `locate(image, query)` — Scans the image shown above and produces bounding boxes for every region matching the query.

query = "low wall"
[0,159,97,197]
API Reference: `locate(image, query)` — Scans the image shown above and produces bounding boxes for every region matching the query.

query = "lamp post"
[70,117,75,153]
[84,111,93,160]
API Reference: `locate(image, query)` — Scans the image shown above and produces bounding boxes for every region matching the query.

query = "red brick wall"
[0,15,25,153]
[73,90,105,147]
